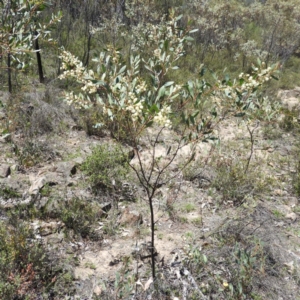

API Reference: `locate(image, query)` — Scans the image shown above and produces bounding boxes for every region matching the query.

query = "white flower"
[154,48,161,58]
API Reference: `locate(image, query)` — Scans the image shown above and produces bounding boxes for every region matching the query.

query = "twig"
[245,121,259,174]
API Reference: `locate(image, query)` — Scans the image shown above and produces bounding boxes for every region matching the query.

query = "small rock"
[37,197,49,209]
[56,162,77,176]
[274,221,285,227]
[93,286,102,296]
[281,97,299,111]
[46,232,65,245]
[284,261,295,274]
[0,133,11,143]
[286,212,297,222]
[0,164,10,178]
[73,157,84,165]
[39,221,64,236]
[119,207,143,225]
[10,164,19,171]
[28,175,46,195]
[0,111,5,120]
[285,197,298,206]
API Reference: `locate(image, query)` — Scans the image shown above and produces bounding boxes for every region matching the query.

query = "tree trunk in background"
[7,52,12,93]
[34,34,44,83]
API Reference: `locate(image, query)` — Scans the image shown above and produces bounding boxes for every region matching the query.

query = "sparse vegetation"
[0,185,21,199]
[60,197,104,240]
[0,217,75,299]
[1,0,300,298]
[81,144,130,194]
[182,203,196,213]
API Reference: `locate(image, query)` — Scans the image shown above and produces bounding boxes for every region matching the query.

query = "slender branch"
[245,121,259,174]
[147,127,165,183]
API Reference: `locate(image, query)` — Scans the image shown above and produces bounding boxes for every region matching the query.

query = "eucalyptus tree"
[0,0,61,92]
[59,11,278,283]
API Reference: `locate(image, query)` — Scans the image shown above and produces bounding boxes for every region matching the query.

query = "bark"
[34,33,44,83]
[8,52,12,93]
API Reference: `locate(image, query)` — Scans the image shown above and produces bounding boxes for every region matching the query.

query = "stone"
[0,164,10,178]
[286,212,297,222]
[119,207,143,226]
[56,162,77,176]
[73,157,84,165]
[284,261,295,274]
[0,133,11,143]
[93,286,102,296]
[281,97,299,111]
[0,111,5,120]
[39,221,64,236]
[31,220,64,236]
[39,197,63,218]
[28,176,46,195]
[46,232,65,245]
[10,164,19,171]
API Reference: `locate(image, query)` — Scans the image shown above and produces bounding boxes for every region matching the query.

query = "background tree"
[59,12,278,279]
[0,0,61,92]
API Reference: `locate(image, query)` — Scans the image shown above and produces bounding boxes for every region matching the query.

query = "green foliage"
[223,242,266,299]
[262,123,283,140]
[60,197,103,240]
[59,13,278,146]
[0,0,62,90]
[0,217,74,299]
[40,183,52,197]
[0,185,21,199]
[98,256,134,299]
[272,209,284,219]
[81,144,130,193]
[279,108,300,133]
[212,157,272,205]
[293,156,300,197]
[182,203,195,213]
[14,140,53,167]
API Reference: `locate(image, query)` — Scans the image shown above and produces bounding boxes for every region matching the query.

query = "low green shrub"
[293,157,300,197]
[60,197,104,240]
[211,157,273,206]
[0,185,21,199]
[81,144,130,193]
[0,218,75,299]
[279,108,300,133]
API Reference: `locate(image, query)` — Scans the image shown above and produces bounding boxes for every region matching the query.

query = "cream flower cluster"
[237,65,273,91]
[153,106,172,128]
[64,92,91,109]
[221,65,275,98]
[126,92,144,122]
[135,80,147,94]
[59,51,85,80]
[81,79,97,94]
[154,48,161,58]
[59,50,98,94]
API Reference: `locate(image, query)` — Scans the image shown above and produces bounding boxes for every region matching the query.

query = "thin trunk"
[148,191,156,279]
[8,52,12,93]
[84,33,92,67]
[34,34,44,83]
